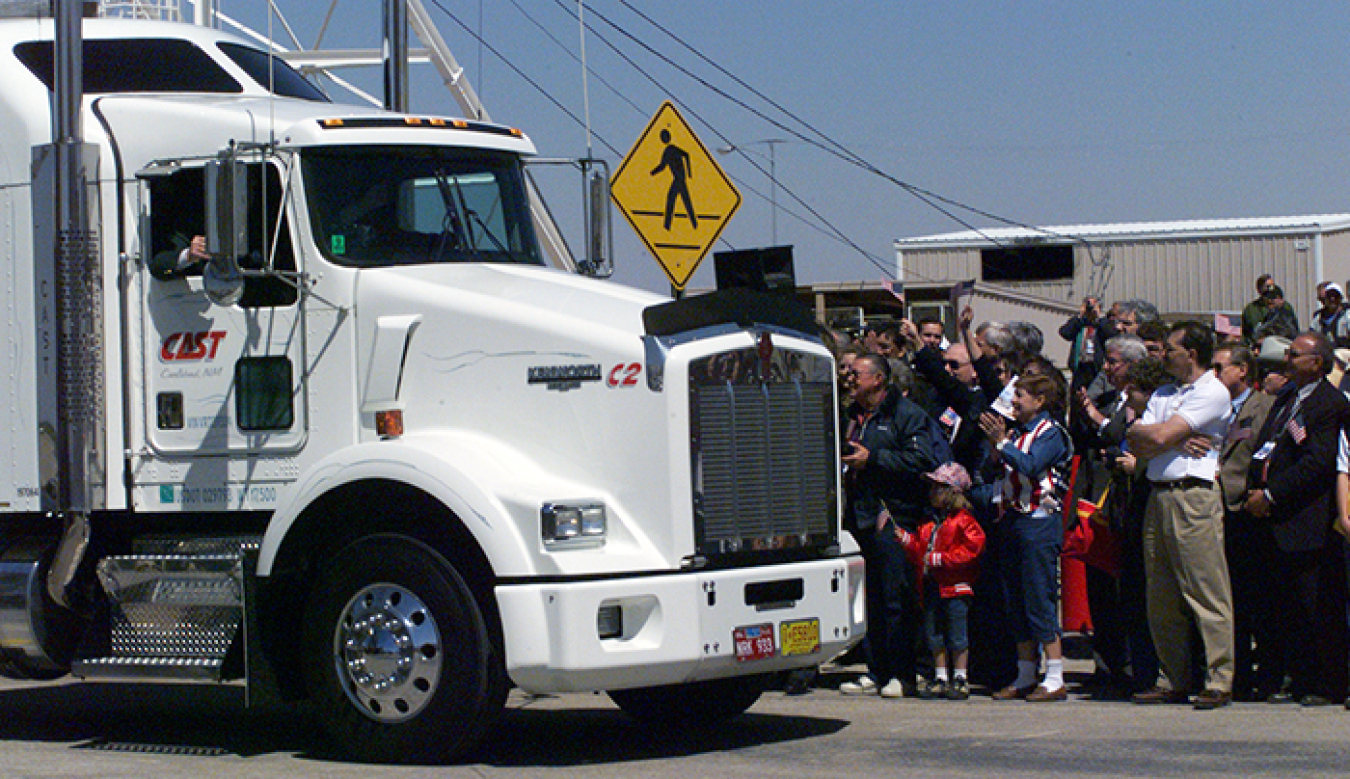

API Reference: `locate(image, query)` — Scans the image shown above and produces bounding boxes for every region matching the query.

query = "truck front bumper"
[496,554,866,693]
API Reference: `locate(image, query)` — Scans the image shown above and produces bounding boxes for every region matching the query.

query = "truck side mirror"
[203,151,247,306]
[580,158,613,278]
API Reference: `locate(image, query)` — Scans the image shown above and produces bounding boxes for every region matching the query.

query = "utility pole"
[718,139,786,245]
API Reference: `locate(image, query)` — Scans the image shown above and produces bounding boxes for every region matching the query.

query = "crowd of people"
[821,272,1350,710]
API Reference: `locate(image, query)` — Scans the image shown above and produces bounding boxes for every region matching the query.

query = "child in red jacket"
[895,462,986,700]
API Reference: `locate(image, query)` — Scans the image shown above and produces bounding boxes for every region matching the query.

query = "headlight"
[541,502,606,548]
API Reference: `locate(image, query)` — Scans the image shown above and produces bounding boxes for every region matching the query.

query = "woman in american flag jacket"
[979,372,1073,702]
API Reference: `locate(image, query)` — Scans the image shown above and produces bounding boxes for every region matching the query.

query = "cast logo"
[161,331,227,362]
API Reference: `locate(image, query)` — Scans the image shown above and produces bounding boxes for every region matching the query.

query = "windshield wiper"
[431,168,467,262]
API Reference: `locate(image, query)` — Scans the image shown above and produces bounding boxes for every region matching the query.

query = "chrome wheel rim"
[333,582,443,723]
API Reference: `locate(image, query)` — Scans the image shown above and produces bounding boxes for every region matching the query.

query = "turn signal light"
[375,409,404,438]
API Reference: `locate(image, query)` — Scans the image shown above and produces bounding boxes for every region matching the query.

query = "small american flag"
[1287,415,1307,445]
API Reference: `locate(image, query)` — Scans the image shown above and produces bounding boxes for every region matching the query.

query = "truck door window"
[146,163,298,308]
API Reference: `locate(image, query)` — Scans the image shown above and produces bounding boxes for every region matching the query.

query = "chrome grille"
[690,342,837,556]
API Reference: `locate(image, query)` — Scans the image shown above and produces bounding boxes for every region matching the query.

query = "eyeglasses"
[943,360,968,369]
[1286,348,1313,359]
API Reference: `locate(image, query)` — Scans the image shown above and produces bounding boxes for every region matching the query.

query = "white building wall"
[898,223,1350,325]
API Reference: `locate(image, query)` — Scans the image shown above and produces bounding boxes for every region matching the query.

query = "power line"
[568,2,980,275]
[425,0,625,157]
[489,2,854,259]
[501,0,647,118]
[603,2,1104,268]
[424,0,883,269]
[550,1,897,277]
[432,0,986,284]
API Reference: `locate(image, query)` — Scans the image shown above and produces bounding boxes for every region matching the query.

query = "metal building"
[894,214,1350,329]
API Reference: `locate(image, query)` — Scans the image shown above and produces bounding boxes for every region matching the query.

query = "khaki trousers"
[1142,481,1235,693]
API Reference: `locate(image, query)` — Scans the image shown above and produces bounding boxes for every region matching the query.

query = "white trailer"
[0,9,864,763]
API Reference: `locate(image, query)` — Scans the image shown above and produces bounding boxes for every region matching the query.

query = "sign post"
[610,101,741,295]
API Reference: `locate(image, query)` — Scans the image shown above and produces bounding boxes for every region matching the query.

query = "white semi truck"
[0,4,864,762]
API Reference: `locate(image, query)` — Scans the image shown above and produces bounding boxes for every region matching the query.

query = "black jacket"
[844,387,942,534]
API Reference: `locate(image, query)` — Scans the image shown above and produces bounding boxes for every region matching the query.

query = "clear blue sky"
[230,1,1350,295]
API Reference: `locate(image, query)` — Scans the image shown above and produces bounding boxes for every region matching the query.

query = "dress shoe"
[1026,684,1067,702]
[1131,686,1189,705]
[1192,689,1231,710]
[991,684,1036,701]
[1267,691,1297,704]
[1300,694,1333,707]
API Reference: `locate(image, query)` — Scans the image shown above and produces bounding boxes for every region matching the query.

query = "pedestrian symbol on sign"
[651,129,697,231]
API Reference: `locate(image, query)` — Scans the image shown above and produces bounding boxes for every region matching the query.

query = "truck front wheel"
[301,535,504,763]
[607,674,769,725]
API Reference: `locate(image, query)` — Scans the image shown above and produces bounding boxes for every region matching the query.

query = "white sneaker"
[840,676,878,695]
[880,678,907,698]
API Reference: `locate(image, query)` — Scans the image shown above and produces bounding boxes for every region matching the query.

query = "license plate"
[733,623,776,662]
[779,618,820,657]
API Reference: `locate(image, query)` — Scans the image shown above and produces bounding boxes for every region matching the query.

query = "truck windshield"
[303,146,544,268]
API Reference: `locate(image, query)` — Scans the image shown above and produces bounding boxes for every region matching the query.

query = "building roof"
[894,214,1350,248]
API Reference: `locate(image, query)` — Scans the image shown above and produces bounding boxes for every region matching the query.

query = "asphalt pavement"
[0,662,1346,777]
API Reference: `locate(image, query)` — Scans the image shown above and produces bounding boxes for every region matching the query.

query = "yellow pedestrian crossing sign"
[610,101,741,290]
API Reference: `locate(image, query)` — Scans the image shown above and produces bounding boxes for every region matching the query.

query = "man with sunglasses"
[840,354,943,699]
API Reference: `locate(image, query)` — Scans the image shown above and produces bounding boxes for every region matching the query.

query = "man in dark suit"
[1212,344,1278,700]
[1244,331,1350,705]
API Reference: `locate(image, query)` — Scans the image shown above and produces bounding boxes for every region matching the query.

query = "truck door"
[139,160,307,464]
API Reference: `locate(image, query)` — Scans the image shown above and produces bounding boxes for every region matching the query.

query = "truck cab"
[0,15,865,762]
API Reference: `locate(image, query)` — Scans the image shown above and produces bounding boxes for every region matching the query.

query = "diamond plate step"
[75,538,259,682]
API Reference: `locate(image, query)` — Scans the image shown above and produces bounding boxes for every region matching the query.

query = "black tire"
[301,535,505,763]
[607,673,770,726]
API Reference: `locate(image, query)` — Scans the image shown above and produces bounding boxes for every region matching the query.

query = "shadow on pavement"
[0,680,849,768]
[475,701,849,767]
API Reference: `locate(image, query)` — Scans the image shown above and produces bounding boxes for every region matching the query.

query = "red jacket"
[896,509,985,598]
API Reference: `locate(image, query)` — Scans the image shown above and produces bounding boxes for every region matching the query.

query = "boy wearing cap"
[893,462,986,700]
[1313,281,1349,347]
